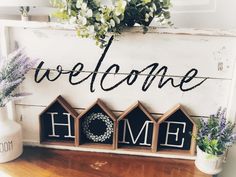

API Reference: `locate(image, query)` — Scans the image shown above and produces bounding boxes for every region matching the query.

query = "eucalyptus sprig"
[50,0,171,48]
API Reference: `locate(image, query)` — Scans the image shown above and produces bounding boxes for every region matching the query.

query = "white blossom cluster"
[51,0,171,47]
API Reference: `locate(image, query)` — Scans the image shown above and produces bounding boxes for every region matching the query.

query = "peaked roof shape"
[117,101,157,152]
[118,101,156,122]
[77,99,116,121]
[76,99,117,149]
[157,104,195,125]
[156,104,197,155]
[40,95,78,119]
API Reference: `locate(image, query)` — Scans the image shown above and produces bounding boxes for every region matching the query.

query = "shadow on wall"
[219,145,236,177]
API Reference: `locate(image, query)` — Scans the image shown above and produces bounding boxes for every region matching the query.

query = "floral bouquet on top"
[0,49,37,107]
[50,0,171,47]
[196,108,236,156]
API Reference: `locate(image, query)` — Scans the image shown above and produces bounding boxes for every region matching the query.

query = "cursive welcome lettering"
[34,36,207,92]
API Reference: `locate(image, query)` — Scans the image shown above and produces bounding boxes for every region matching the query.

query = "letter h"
[47,112,74,138]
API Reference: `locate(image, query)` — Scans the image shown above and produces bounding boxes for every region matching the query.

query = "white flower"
[150,7,154,12]
[76,0,83,8]
[152,3,157,11]
[114,0,127,16]
[77,15,87,25]
[113,16,120,24]
[82,17,87,25]
[87,25,95,34]
[149,11,153,17]
[69,16,77,24]
[101,16,106,24]
[101,0,113,7]
[81,2,87,10]
[145,13,150,22]
[86,9,93,18]
[110,19,115,27]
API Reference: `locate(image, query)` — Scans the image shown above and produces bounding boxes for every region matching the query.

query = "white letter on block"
[47,112,74,138]
[119,119,152,146]
[160,121,186,148]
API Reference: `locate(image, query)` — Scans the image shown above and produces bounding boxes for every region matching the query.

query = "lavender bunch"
[196,108,236,155]
[0,49,37,107]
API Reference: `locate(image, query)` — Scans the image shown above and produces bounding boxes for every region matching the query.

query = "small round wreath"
[82,112,113,142]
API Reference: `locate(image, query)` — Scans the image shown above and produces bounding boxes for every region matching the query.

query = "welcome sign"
[3,23,236,159]
[34,36,207,93]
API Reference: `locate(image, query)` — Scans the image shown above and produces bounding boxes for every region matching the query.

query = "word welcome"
[35,36,207,92]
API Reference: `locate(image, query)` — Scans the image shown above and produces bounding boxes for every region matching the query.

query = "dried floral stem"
[196,107,236,155]
[0,49,37,107]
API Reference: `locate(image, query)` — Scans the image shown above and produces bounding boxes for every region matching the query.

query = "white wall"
[0,0,236,29]
[171,0,236,29]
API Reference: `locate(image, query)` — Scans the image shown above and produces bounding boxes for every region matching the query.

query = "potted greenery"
[195,108,236,175]
[0,49,36,163]
[50,0,171,48]
[19,6,30,21]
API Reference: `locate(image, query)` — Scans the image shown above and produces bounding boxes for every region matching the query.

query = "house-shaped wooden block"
[76,99,117,149]
[39,95,78,146]
[156,104,197,155]
[117,101,157,152]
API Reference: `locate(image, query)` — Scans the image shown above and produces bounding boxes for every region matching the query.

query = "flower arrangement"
[19,6,30,17]
[196,108,236,156]
[50,0,171,47]
[0,49,37,107]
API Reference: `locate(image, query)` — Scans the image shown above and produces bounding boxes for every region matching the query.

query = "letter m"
[119,119,152,146]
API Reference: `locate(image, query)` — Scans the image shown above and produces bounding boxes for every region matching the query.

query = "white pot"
[0,107,23,163]
[195,146,225,175]
[21,15,29,21]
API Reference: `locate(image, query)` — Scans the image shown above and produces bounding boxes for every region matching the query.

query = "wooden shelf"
[0,146,212,177]
[0,19,236,37]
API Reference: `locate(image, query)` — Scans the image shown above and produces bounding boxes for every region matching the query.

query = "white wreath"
[82,113,113,142]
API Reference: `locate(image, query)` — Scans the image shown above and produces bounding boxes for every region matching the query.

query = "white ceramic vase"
[21,15,29,21]
[0,107,23,163]
[195,146,225,175]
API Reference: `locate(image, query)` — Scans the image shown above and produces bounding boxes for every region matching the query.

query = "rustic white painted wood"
[0,25,9,57]
[18,70,231,117]
[9,27,236,79]
[1,20,236,159]
[226,63,236,123]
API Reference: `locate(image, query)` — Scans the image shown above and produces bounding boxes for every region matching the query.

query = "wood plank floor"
[0,147,212,177]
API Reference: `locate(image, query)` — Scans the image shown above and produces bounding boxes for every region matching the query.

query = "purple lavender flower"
[196,108,236,155]
[0,49,37,107]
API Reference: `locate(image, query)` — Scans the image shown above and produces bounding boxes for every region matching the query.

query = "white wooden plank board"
[17,70,231,117]
[227,63,236,122]
[8,28,236,79]
[1,20,236,36]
